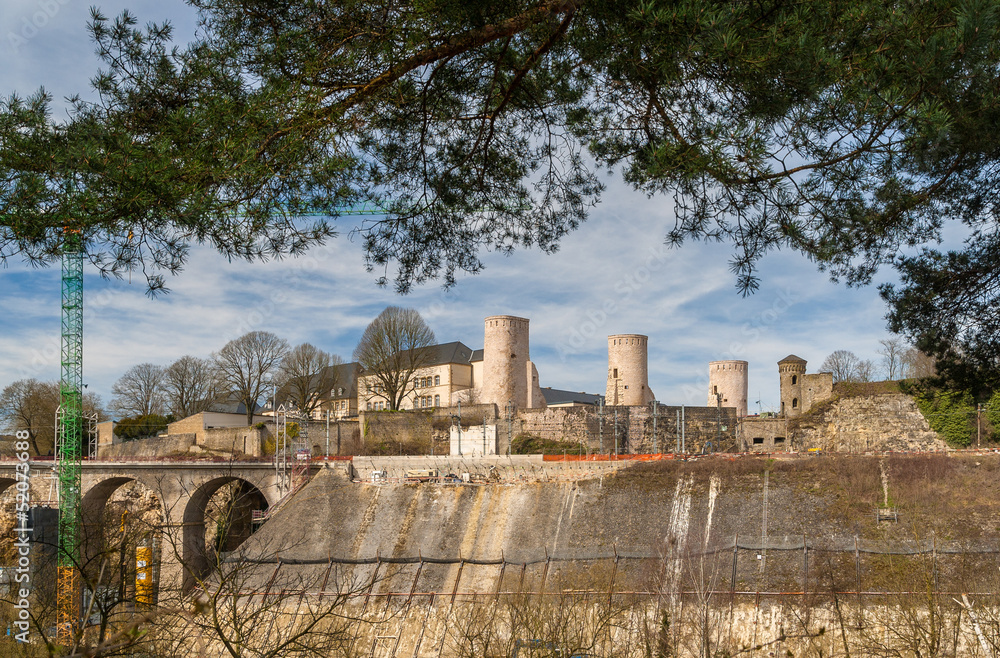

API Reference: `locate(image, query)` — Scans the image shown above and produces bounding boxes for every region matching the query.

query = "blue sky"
[0,0,900,416]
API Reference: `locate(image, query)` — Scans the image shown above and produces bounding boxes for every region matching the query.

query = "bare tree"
[0,378,58,455]
[855,359,876,383]
[277,344,343,416]
[878,337,905,380]
[820,350,861,383]
[0,379,104,455]
[111,363,167,418]
[215,331,290,425]
[164,355,220,419]
[353,307,436,410]
[902,347,937,379]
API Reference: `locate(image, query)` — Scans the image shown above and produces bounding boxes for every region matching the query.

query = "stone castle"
[98,314,947,459]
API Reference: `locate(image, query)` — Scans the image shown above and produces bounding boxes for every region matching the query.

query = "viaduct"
[0,458,329,592]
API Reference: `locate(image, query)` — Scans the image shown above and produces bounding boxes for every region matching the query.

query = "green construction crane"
[56,227,83,646]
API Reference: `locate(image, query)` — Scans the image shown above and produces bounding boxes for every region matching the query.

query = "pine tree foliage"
[4,0,1000,367]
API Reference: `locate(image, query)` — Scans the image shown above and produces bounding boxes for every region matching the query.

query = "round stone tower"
[606,334,654,405]
[707,360,748,416]
[482,315,531,409]
[778,355,808,417]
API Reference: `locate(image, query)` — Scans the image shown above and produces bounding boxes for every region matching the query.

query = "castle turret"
[481,316,545,409]
[606,335,655,405]
[778,355,808,417]
[708,360,748,416]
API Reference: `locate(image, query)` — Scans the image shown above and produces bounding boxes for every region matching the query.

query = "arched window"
[791,375,797,385]
[434,394,440,406]
[792,398,798,409]
[434,375,440,386]
[366,402,371,411]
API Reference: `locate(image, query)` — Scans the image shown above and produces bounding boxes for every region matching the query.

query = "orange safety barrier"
[542,453,679,462]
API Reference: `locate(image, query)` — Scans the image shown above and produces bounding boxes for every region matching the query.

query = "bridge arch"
[78,476,163,582]
[182,476,270,591]
[0,478,17,497]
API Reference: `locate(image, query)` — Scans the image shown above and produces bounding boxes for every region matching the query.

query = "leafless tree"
[0,379,104,455]
[878,337,905,380]
[214,331,290,425]
[111,363,167,418]
[855,358,876,383]
[902,347,937,379]
[820,350,862,383]
[353,307,435,410]
[277,344,343,417]
[164,355,221,419]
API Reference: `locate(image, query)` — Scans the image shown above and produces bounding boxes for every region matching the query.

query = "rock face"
[792,393,947,452]
[209,455,1000,657]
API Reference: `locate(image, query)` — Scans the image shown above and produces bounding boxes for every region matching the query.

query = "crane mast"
[56,230,83,646]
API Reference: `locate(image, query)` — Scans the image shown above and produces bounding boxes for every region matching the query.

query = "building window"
[713,385,718,395]
[752,437,764,445]
[613,368,618,378]
[434,394,440,406]
[792,398,798,409]
[791,375,797,385]
[774,436,786,444]
[366,402,371,411]
[434,375,440,386]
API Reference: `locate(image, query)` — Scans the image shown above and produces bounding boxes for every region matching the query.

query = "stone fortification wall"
[349,454,628,482]
[801,372,834,412]
[358,405,497,454]
[97,434,197,459]
[792,393,947,452]
[606,334,654,405]
[516,404,738,454]
[708,360,748,416]
[239,454,1000,602]
[169,454,1000,656]
[292,419,362,456]
[200,426,268,456]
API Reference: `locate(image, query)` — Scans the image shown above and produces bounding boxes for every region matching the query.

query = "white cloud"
[0,3,904,416]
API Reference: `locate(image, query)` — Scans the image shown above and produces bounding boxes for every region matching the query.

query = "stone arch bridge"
[0,459,324,592]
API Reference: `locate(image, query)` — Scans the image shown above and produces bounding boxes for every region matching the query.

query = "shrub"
[113,414,174,441]
[913,389,975,447]
[510,433,586,455]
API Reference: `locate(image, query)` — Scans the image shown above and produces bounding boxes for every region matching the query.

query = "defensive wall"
[743,392,948,453]
[356,403,738,455]
[223,452,1000,656]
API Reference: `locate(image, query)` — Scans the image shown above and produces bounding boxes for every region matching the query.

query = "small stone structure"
[708,360,748,416]
[605,334,655,406]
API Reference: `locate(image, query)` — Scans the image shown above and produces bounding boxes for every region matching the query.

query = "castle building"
[778,355,833,417]
[707,360,748,416]
[357,342,477,412]
[605,334,655,405]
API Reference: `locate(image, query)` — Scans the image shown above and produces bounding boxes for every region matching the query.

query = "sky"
[0,0,901,416]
